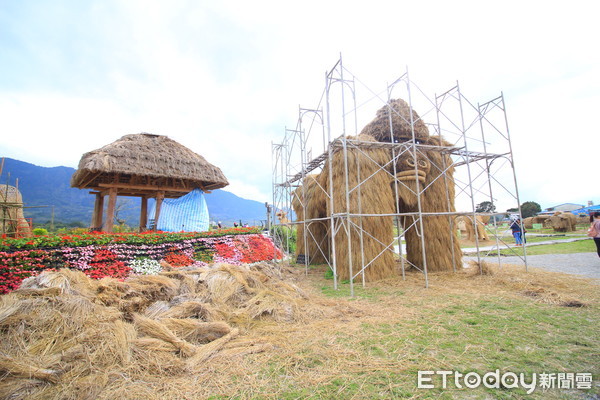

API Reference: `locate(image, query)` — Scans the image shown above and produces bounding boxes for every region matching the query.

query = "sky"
[1,0,598,211]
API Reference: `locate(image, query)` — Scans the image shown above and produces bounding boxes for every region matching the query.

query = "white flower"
[129,258,162,275]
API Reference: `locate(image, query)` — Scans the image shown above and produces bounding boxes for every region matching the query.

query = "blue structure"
[568,204,600,216]
[147,188,210,232]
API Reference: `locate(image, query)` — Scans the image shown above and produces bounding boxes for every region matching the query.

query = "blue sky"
[1,0,598,210]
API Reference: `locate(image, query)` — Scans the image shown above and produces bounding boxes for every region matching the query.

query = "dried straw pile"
[292,174,329,265]
[0,263,306,399]
[319,134,397,282]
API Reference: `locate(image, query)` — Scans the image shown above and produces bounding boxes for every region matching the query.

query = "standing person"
[217,221,222,229]
[590,212,600,258]
[510,218,524,246]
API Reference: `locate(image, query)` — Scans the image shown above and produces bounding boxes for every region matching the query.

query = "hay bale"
[360,99,429,142]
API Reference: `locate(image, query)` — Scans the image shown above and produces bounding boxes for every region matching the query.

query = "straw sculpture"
[523,216,547,229]
[544,211,577,232]
[276,210,291,224]
[456,215,490,241]
[395,135,462,272]
[292,174,330,265]
[316,134,397,282]
[0,184,32,237]
[359,99,462,273]
[71,133,229,193]
[293,99,462,278]
[0,262,306,398]
[360,98,429,142]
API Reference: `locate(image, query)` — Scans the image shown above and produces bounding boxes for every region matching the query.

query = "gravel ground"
[464,252,600,281]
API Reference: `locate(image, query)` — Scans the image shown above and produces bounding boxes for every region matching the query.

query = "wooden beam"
[153,191,165,231]
[92,193,104,230]
[103,187,117,232]
[139,196,148,232]
[79,171,103,190]
[97,182,190,193]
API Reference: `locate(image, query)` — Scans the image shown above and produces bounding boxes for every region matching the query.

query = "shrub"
[32,228,48,236]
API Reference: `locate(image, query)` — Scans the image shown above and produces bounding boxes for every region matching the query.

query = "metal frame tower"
[272,56,526,294]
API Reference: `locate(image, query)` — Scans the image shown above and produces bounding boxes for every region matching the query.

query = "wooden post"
[92,193,104,230]
[139,196,148,231]
[103,187,117,232]
[153,191,164,230]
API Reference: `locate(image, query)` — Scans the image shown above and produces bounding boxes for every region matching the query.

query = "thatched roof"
[71,133,228,196]
[360,98,429,142]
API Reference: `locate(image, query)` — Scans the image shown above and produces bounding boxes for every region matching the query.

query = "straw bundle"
[160,318,231,343]
[20,268,98,298]
[359,98,429,143]
[319,134,397,282]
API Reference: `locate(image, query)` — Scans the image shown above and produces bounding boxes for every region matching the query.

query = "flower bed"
[0,228,282,294]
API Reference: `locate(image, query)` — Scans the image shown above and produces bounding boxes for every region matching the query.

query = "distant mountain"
[0,157,268,227]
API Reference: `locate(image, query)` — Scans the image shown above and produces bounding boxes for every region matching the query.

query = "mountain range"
[0,157,269,228]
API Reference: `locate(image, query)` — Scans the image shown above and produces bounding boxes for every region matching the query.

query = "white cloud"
[0,0,598,210]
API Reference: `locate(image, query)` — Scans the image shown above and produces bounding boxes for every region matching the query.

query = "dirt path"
[464,252,600,281]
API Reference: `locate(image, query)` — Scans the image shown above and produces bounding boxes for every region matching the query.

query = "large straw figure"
[320,134,397,281]
[291,175,329,265]
[293,99,461,279]
[0,184,32,237]
[361,99,462,272]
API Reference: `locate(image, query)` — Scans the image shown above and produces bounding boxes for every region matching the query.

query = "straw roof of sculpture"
[71,133,228,194]
[360,98,430,142]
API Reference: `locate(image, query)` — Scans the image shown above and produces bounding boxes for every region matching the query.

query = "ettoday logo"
[417,370,593,394]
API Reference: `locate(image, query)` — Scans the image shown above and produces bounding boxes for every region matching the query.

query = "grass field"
[498,239,596,256]
[197,263,599,399]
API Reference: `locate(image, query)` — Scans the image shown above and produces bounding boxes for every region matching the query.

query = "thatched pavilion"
[71,133,228,232]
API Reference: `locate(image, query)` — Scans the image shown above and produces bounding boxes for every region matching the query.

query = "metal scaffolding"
[272,56,526,294]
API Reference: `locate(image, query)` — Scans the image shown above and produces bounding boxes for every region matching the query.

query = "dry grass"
[1,261,598,399]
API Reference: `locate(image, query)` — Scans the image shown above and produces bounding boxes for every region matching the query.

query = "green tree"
[475,201,496,213]
[520,201,541,218]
